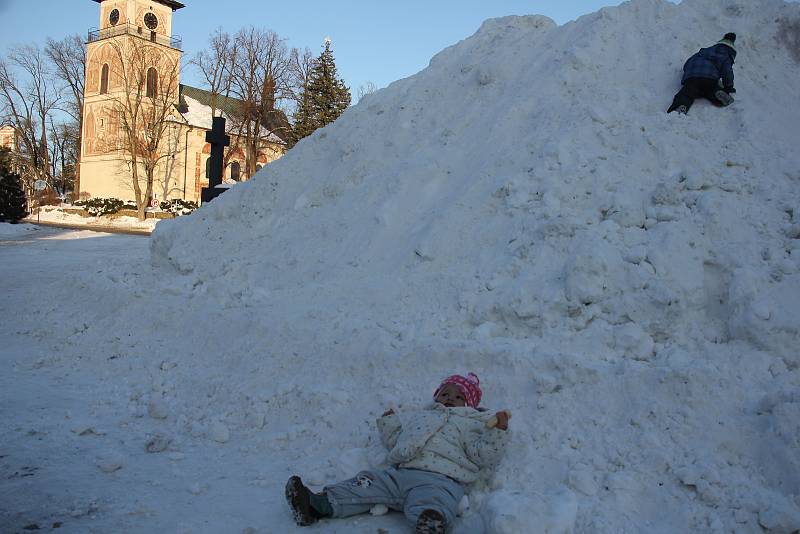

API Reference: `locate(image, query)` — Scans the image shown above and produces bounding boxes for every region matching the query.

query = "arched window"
[146,67,158,98]
[230,161,241,181]
[255,164,262,172]
[100,64,109,94]
[205,157,211,179]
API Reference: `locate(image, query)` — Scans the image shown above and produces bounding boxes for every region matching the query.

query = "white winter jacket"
[376,403,510,484]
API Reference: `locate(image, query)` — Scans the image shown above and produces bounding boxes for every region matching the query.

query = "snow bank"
[0,222,38,238]
[54,0,800,531]
[26,206,159,232]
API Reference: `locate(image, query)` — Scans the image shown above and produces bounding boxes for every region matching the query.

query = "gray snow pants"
[323,467,464,526]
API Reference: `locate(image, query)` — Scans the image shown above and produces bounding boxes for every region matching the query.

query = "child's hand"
[494,411,510,430]
[381,408,395,417]
[486,410,511,430]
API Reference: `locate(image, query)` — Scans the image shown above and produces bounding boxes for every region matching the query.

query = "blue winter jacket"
[681,42,736,90]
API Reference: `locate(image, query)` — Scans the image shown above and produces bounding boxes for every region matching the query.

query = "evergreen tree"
[0,147,27,222]
[291,40,351,146]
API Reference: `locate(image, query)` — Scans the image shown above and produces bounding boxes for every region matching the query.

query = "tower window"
[230,161,241,181]
[100,64,109,94]
[146,67,158,98]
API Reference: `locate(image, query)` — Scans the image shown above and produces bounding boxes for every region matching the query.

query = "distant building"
[79,0,289,203]
[0,125,16,152]
[0,125,19,174]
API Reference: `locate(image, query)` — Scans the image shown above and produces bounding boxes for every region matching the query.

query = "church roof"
[180,85,240,117]
[91,0,186,10]
[177,84,291,143]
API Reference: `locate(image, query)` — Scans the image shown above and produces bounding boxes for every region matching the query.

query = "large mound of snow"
[154,0,800,363]
[53,0,800,531]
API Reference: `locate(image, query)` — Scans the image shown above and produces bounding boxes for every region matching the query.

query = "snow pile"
[0,222,36,238]
[48,0,800,531]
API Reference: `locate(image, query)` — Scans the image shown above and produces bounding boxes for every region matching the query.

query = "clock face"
[144,12,158,30]
[109,9,120,26]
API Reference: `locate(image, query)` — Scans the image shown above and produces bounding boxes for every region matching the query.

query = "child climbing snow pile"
[285,372,511,533]
[667,32,738,114]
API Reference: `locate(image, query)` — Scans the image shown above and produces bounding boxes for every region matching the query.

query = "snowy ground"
[3,0,800,533]
[24,206,160,233]
[0,225,408,533]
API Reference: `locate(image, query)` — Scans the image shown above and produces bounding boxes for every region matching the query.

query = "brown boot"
[285,476,317,526]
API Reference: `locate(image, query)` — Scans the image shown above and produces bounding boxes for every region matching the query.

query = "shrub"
[74,197,136,216]
[0,147,26,222]
[0,170,27,222]
[160,198,198,215]
[39,189,62,206]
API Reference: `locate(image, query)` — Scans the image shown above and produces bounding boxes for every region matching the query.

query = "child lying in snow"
[285,372,511,534]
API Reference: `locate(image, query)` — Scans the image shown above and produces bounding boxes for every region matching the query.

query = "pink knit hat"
[434,372,482,408]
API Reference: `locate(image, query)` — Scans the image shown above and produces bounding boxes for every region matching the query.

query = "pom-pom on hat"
[717,32,737,53]
[434,372,482,408]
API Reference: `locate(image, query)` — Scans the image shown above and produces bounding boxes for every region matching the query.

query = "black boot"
[415,509,447,534]
[285,476,318,526]
[667,90,692,114]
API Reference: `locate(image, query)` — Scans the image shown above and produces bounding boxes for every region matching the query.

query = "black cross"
[201,116,230,203]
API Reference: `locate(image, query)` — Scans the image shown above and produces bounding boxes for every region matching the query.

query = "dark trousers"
[667,77,723,113]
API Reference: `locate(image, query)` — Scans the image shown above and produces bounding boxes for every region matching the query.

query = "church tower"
[79,0,184,200]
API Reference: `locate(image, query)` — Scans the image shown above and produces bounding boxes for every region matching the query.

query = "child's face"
[435,384,466,407]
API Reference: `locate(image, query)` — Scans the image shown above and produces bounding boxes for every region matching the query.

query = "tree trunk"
[131,160,145,221]
[144,169,154,222]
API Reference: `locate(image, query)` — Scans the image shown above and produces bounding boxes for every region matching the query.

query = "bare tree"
[191,27,235,117]
[46,35,85,193]
[286,46,314,149]
[357,81,378,102]
[190,27,245,176]
[229,27,293,177]
[48,118,78,196]
[289,47,315,108]
[0,45,62,200]
[104,38,181,220]
[191,27,243,178]
[47,117,62,185]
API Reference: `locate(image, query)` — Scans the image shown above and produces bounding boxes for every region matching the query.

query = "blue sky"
[0,0,628,100]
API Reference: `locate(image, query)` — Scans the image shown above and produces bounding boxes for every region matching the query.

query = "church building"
[0,125,16,152]
[80,0,288,204]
